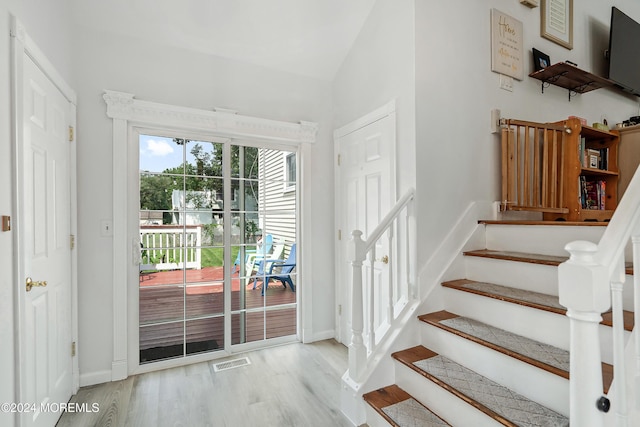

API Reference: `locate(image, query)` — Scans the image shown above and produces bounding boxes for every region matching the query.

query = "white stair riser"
[364,406,393,427]
[420,323,569,416]
[443,287,570,350]
[443,287,629,365]
[485,224,605,257]
[466,257,635,311]
[465,257,559,295]
[395,362,504,427]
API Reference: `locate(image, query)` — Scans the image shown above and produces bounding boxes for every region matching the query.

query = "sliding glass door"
[231,146,298,344]
[138,134,298,363]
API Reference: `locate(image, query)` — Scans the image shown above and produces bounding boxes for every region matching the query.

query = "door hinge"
[70,234,75,250]
[68,126,74,142]
[337,154,341,166]
[338,304,342,315]
[338,229,341,240]
[71,342,76,357]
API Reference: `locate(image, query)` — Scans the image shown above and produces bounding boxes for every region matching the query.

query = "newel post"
[348,230,367,382]
[559,241,611,427]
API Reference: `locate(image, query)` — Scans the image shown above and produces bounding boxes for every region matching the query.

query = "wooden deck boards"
[139,268,297,352]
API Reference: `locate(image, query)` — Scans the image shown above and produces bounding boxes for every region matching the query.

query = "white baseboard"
[418,201,493,301]
[309,329,335,343]
[111,360,127,381]
[79,370,113,387]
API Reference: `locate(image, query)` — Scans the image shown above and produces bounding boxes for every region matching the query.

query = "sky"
[139,134,183,173]
[139,134,224,174]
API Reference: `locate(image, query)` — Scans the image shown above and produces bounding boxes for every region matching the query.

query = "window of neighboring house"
[284,152,296,192]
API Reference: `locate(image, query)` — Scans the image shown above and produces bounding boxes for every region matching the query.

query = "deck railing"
[139,225,202,271]
[346,188,417,382]
[501,119,569,214]
[559,165,640,426]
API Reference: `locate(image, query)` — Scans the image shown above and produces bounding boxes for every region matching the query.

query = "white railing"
[559,166,640,426]
[347,188,417,382]
[139,225,202,271]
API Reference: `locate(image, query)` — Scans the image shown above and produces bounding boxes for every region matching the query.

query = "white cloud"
[146,139,174,156]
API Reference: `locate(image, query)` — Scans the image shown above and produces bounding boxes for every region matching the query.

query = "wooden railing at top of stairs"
[501,119,571,214]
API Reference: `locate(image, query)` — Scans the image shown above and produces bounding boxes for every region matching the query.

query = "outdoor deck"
[138,266,296,360]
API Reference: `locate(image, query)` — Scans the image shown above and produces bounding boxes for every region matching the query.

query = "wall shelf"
[529,62,615,101]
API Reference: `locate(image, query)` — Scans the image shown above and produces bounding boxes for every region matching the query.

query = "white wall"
[333,0,416,195]
[414,0,640,269]
[71,25,335,381]
[0,1,74,425]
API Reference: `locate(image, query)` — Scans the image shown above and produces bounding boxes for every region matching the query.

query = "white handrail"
[347,188,416,382]
[363,189,416,254]
[560,164,640,426]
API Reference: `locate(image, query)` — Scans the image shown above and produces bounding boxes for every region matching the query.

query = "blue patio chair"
[232,234,272,274]
[256,243,296,295]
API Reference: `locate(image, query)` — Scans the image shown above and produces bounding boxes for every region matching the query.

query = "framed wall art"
[532,48,550,71]
[541,0,573,49]
[491,9,524,80]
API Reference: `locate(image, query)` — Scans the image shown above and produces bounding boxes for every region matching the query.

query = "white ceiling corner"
[70,0,376,81]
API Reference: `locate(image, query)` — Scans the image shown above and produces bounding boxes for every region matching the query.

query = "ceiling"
[71,0,377,81]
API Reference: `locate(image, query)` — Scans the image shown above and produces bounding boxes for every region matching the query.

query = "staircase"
[362,220,635,427]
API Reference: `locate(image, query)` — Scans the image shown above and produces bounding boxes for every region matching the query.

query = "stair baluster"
[633,236,640,410]
[342,188,416,424]
[611,257,628,425]
[560,163,640,426]
[559,241,607,427]
[348,229,367,382]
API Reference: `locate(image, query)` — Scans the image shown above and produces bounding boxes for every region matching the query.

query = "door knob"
[381,255,389,264]
[26,277,47,292]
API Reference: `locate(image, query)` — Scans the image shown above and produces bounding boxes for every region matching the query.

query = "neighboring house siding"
[258,149,296,258]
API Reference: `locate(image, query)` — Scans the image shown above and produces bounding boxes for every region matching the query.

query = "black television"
[609,7,640,96]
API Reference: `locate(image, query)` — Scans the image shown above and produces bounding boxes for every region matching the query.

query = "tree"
[139,140,260,221]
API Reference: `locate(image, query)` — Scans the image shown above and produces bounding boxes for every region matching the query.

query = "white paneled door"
[336,110,395,346]
[19,54,73,427]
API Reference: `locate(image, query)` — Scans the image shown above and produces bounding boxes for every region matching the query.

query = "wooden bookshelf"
[543,118,619,222]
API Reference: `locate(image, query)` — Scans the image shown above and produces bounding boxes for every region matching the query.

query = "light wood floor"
[56,340,355,427]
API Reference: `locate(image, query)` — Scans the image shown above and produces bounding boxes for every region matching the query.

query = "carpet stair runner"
[364,243,631,426]
[364,385,450,427]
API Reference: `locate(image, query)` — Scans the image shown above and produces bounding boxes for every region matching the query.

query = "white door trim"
[103,91,318,377]
[333,100,397,140]
[10,13,79,413]
[333,100,397,344]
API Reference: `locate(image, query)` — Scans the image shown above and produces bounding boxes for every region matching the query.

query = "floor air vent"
[213,357,251,372]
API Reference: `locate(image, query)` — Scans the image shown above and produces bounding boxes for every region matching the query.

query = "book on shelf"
[579,176,607,210]
[600,147,608,170]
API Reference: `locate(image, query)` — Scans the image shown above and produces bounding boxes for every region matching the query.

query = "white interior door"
[336,110,395,346]
[18,54,73,427]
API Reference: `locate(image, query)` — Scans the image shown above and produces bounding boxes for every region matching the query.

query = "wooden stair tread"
[442,279,635,332]
[443,279,565,315]
[419,310,570,380]
[463,249,567,266]
[418,310,614,393]
[363,385,450,427]
[363,384,411,410]
[392,346,569,426]
[479,220,608,227]
[464,249,634,275]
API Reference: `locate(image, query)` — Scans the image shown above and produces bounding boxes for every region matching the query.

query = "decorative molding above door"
[103,90,318,144]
